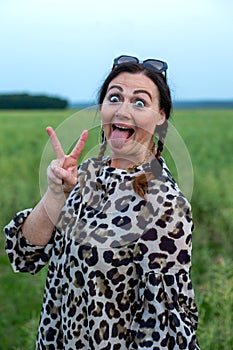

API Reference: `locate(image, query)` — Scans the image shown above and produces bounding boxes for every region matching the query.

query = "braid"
[131,143,155,201]
[132,172,154,201]
[155,120,168,159]
[98,137,107,160]
[132,120,169,200]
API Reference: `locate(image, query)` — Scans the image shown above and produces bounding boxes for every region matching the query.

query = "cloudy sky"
[1,0,233,103]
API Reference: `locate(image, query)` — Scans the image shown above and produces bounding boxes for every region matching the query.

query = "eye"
[109,95,120,103]
[134,99,145,108]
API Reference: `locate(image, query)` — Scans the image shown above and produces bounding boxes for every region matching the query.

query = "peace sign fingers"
[46,126,65,160]
[46,126,89,196]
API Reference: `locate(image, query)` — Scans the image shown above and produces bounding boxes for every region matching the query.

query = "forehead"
[108,72,159,94]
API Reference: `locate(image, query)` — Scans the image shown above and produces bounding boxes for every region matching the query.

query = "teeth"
[115,125,132,130]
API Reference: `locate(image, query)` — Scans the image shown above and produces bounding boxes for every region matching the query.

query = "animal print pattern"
[4,158,200,349]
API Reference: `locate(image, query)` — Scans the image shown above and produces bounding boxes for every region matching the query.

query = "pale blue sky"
[1,0,233,103]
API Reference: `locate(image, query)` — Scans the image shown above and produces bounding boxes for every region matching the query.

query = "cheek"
[100,112,108,130]
[100,104,112,124]
[138,127,155,140]
[136,113,158,135]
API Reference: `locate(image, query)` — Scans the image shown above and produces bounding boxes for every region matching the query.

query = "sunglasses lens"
[144,60,165,72]
[117,56,138,64]
[113,56,168,76]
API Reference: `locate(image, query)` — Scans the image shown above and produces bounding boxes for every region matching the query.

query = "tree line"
[0,93,68,109]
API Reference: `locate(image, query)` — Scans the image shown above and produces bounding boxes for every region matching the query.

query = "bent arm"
[22,188,67,246]
[132,192,199,349]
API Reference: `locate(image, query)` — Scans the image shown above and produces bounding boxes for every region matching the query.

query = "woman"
[4,55,200,349]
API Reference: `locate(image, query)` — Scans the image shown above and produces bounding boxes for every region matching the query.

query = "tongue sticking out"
[110,128,131,148]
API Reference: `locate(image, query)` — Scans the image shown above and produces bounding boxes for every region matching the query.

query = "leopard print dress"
[4,158,200,349]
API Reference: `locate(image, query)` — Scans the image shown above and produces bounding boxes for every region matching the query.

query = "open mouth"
[112,123,135,137]
[110,123,135,148]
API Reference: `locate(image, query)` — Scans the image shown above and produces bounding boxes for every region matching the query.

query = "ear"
[156,108,166,126]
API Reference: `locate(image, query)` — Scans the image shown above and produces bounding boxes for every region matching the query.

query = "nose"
[115,101,132,119]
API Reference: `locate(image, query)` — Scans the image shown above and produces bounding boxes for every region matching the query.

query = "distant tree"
[0,93,68,109]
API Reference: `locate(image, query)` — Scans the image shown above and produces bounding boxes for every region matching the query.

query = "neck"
[110,142,155,170]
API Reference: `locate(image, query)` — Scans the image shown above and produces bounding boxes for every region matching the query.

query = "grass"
[0,108,232,349]
[0,256,45,350]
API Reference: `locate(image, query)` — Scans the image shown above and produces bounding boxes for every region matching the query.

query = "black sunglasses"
[112,55,168,79]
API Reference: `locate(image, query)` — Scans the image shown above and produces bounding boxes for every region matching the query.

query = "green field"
[0,109,232,349]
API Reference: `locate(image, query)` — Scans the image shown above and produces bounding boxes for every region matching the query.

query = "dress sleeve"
[4,209,56,274]
[132,194,200,349]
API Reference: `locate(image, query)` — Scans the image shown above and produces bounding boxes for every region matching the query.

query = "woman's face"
[100,72,166,161]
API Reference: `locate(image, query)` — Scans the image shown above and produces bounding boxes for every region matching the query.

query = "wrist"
[46,187,68,202]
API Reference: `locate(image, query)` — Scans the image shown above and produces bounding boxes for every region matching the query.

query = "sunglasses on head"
[112,55,168,79]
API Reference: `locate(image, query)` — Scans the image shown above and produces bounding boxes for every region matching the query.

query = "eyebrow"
[108,85,152,100]
[108,85,123,92]
[134,89,152,101]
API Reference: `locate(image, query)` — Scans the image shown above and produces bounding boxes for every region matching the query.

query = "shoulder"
[160,158,189,201]
[147,158,192,218]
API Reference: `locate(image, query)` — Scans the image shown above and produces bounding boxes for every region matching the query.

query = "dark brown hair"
[98,62,172,199]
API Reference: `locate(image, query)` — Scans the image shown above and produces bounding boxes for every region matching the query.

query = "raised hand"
[46,126,88,195]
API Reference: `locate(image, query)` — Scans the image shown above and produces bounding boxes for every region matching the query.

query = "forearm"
[22,188,67,246]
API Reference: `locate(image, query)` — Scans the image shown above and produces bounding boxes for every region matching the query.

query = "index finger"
[46,126,65,160]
